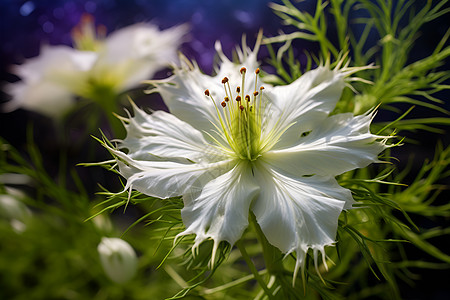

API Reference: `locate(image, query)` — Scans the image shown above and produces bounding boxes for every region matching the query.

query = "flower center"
[205,67,265,161]
[71,14,106,52]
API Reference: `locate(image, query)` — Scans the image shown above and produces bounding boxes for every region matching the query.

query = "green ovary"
[230,107,262,161]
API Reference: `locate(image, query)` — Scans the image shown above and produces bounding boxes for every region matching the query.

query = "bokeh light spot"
[19,1,35,17]
[42,21,54,33]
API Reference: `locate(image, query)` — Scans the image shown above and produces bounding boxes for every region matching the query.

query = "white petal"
[4,45,97,118]
[266,66,346,149]
[120,103,224,163]
[252,163,353,279]
[263,113,386,176]
[110,145,233,199]
[95,24,187,92]
[104,23,187,63]
[13,45,96,81]
[178,161,259,258]
[4,81,75,118]
[154,68,221,134]
[214,39,260,80]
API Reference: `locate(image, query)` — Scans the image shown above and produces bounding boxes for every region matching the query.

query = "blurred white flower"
[3,45,96,119]
[0,193,32,233]
[4,14,187,119]
[108,35,387,281]
[89,22,188,93]
[97,237,138,284]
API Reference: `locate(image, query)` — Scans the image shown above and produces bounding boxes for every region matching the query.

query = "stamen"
[204,67,264,161]
[71,13,104,51]
[226,82,233,103]
[240,67,246,103]
[254,68,260,95]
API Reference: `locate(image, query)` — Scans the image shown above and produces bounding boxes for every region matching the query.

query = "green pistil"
[206,67,263,161]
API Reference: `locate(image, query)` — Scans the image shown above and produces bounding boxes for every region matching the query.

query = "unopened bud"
[98,237,138,284]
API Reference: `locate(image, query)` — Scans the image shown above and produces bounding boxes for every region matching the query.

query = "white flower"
[4,15,187,118]
[97,237,138,284]
[108,36,386,280]
[3,45,96,118]
[90,23,188,93]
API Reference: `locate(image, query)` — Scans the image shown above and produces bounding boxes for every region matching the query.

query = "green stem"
[199,269,268,296]
[236,240,275,300]
[87,82,125,138]
[249,212,284,275]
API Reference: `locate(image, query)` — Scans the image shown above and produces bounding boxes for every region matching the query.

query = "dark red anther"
[255,68,260,74]
[245,95,250,102]
[222,77,228,84]
[236,86,241,93]
[221,101,226,107]
[239,105,245,111]
[236,96,242,102]
[260,86,265,90]
[204,89,210,96]
[253,91,259,96]
[224,96,230,102]
[240,67,247,74]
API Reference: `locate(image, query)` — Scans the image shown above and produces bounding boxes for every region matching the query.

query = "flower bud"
[98,237,138,284]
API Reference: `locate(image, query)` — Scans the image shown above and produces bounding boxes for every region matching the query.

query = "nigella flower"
[107,35,387,279]
[72,15,188,96]
[3,14,187,119]
[3,45,96,118]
